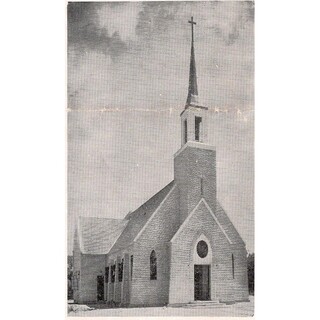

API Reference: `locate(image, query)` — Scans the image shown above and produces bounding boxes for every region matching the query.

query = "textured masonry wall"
[75,144,248,306]
[79,254,105,303]
[169,200,248,304]
[130,243,170,306]
[130,186,180,306]
[174,146,216,224]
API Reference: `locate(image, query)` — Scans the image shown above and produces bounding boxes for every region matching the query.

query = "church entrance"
[97,276,104,301]
[194,265,210,300]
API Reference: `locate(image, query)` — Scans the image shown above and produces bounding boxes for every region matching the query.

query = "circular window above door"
[196,240,208,258]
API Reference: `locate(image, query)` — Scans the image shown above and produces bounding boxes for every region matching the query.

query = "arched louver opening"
[150,250,157,280]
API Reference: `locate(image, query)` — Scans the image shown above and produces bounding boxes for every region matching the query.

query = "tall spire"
[180,17,208,147]
[186,16,200,107]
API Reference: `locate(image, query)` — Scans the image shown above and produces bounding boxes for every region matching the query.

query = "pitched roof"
[77,216,128,254]
[170,198,245,247]
[108,181,175,254]
[214,201,245,246]
[74,182,245,256]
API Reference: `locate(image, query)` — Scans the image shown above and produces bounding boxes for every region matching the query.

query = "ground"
[68,296,254,317]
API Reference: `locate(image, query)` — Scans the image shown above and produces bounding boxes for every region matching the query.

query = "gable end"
[170,198,232,244]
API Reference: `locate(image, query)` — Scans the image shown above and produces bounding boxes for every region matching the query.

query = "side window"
[111,265,116,283]
[232,254,235,279]
[130,255,133,280]
[118,259,123,282]
[105,266,109,283]
[150,250,157,280]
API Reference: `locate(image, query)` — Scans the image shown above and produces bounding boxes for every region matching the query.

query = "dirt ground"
[68,296,254,317]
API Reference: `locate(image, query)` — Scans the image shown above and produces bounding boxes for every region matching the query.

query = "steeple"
[186,16,200,107]
[180,17,208,147]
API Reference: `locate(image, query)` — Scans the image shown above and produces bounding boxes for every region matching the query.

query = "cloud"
[135,2,180,39]
[67,1,254,110]
[67,2,128,59]
[97,2,142,42]
[211,1,254,46]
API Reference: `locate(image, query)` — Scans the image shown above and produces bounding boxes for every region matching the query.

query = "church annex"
[72,17,249,306]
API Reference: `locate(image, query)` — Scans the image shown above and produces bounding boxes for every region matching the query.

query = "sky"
[67,1,254,255]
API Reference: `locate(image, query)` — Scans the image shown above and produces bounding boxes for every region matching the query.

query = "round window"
[197,240,208,258]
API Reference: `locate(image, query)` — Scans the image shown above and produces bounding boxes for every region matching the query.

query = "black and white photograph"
[67,1,254,316]
[4,1,320,320]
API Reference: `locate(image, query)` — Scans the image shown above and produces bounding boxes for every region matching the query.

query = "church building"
[72,17,249,306]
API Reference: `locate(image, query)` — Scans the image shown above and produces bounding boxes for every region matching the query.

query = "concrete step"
[186,300,224,308]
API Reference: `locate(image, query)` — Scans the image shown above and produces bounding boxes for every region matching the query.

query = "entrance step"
[186,300,224,308]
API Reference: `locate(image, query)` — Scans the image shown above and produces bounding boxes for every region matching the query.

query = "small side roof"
[77,216,128,254]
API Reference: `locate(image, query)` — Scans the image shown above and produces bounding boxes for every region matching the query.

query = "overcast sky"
[67,1,254,255]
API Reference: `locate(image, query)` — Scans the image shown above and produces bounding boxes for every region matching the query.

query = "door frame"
[97,275,104,301]
[194,264,211,301]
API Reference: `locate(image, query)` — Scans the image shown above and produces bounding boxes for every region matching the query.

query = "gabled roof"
[74,182,245,256]
[108,180,175,254]
[170,198,245,246]
[77,216,128,254]
[214,201,245,246]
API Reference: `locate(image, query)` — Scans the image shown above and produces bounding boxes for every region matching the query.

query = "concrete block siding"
[79,254,105,303]
[72,144,249,306]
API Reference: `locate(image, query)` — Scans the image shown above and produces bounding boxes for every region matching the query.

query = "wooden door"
[97,275,104,301]
[194,265,210,300]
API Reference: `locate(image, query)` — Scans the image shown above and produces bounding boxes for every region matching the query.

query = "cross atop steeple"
[186,16,200,108]
[188,16,196,45]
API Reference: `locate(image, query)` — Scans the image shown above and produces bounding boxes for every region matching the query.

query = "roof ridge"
[170,198,236,245]
[108,180,175,254]
[215,200,245,246]
[127,180,174,217]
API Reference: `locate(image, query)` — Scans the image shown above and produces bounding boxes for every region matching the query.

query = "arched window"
[232,254,235,279]
[150,250,157,280]
[111,265,116,283]
[118,259,123,282]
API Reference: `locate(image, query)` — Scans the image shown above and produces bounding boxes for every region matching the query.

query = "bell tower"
[174,17,216,224]
[180,16,208,147]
